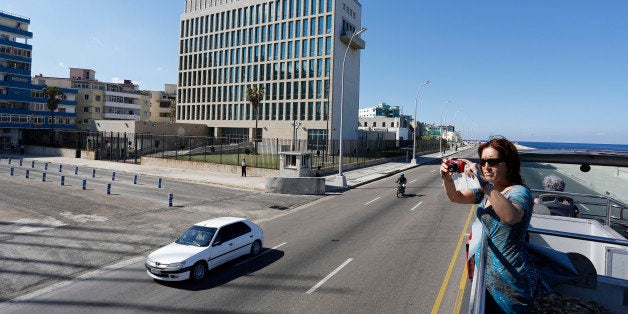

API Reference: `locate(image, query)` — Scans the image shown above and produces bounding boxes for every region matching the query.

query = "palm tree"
[246,85,265,154]
[42,86,65,146]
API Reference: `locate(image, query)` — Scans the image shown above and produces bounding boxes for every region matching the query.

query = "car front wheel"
[190,261,207,281]
[250,240,262,256]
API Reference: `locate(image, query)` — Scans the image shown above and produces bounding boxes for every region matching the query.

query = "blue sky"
[4,0,627,144]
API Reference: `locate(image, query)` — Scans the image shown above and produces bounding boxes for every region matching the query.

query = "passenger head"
[477,136,523,185]
[400,173,405,177]
[542,175,565,191]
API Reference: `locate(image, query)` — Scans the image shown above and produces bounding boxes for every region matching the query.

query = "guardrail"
[530,189,627,228]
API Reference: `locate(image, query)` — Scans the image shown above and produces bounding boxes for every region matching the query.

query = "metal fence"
[23,130,443,170]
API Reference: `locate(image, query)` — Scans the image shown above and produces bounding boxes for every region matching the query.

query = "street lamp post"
[451,109,462,150]
[439,100,452,157]
[337,27,366,187]
[290,119,302,151]
[411,80,430,165]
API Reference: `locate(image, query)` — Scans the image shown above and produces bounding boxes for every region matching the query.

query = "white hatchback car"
[145,217,264,281]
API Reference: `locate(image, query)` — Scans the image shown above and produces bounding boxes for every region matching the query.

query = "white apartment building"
[358,103,412,141]
[178,0,365,143]
[34,68,151,131]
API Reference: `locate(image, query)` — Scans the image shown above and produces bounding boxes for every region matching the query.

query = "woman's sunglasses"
[479,158,504,166]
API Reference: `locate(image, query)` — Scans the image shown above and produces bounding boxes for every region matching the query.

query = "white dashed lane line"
[364,197,381,206]
[306,258,353,294]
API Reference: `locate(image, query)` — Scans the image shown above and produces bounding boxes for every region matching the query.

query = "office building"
[178,0,365,143]
[0,11,77,148]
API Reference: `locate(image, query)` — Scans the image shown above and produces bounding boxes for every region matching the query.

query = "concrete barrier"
[265,177,325,195]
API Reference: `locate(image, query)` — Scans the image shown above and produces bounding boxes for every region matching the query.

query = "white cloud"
[595,132,606,137]
[58,62,67,68]
[91,36,104,47]
[156,67,163,71]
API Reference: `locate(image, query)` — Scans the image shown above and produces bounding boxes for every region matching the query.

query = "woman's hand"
[440,158,454,181]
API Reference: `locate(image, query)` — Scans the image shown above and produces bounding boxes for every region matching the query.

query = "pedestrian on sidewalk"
[241,158,247,177]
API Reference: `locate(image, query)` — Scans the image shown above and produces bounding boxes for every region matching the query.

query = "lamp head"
[355,28,367,36]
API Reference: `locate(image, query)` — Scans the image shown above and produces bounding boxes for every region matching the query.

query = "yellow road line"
[431,205,476,314]
[454,247,470,313]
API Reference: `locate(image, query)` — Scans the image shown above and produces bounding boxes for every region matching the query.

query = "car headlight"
[165,261,186,269]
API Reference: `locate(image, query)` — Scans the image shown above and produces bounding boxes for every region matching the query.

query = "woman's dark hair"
[477,136,524,185]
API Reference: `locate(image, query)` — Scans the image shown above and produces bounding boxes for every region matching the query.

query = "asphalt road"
[0,151,477,313]
[0,161,322,303]
[3,150,614,313]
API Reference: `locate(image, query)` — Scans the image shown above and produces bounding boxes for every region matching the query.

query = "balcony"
[103,101,141,110]
[103,112,140,120]
[340,32,366,50]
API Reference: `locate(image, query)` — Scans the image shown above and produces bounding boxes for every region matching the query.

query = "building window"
[84,94,89,100]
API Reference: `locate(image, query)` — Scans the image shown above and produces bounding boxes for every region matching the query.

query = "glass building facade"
[178,0,364,142]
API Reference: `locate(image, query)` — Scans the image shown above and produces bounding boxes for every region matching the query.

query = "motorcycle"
[397,183,406,198]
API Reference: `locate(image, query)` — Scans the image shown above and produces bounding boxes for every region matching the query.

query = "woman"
[440,137,545,313]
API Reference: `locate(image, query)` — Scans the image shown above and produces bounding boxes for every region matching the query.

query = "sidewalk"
[0,148,467,193]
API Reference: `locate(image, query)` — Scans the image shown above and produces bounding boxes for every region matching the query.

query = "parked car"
[145,217,264,281]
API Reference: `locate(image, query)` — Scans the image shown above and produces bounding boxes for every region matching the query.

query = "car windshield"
[175,225,217,247]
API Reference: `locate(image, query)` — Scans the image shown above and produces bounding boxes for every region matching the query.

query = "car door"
[230,221,253,258]
[209,224,237,268]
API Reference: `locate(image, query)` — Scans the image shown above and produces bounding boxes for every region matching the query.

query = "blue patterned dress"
[473,185,543,313]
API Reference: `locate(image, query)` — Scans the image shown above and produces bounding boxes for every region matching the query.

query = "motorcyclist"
[396,173,407,185]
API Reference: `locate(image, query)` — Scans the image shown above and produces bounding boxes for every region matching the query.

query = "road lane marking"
[306,258,353,294]
[431,205,476,314]
[364,197,381,206]
[409,179,417,184]
[235,242,287,267]
[410,202,423,211]
[454,254,470,313]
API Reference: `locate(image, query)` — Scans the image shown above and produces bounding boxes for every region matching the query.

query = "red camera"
[446,160,466,173]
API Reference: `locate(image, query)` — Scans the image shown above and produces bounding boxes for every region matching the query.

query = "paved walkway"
[2,146,623,204]
[0,148,466,192]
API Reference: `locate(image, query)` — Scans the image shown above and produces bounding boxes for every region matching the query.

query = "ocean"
[516,141,628,152]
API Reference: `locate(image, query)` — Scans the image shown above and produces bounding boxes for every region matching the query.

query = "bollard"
[168,193,173,207]
[107,183,111,195]
[133,174,138,184]
[25,169,29,179]
[82,179,86,190]
[92,169,96,177]
[158,178,162,188]
[61,176,65,186]
[19,159,23,166]
[59,164,63,172]
[42,172,46,182]
[31,160,35,168]
[75,166,78,175]
[44,162,48,170]
[10,167,14,176]
[8,157,12,164]
[112,171,116,181]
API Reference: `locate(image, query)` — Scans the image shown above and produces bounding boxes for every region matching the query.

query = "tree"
[246,85,265,154]
[169,99,177,123]
[42,86,65,145]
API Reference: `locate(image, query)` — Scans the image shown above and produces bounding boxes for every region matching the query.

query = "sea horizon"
[514,141,628,152]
